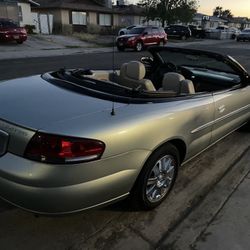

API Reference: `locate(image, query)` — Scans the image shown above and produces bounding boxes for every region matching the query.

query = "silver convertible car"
[0,47,249,214]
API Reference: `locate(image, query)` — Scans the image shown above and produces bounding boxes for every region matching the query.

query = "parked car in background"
[188,25,205,38]
[237,29,250,42]
[164,25,191,40]
[118,25,137,36]
[0,18,27,44]
[228,27,241,39]
[206,26,240,39]
[116,26,167,52]
[216,26,240,39]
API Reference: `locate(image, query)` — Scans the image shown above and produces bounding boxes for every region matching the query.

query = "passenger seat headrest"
[126,61,146,80]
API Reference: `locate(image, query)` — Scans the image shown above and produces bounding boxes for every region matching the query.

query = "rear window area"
[0,20,17,28]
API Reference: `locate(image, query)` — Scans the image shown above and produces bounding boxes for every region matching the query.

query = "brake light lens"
[21,28,27,34]
[24,132,105,164]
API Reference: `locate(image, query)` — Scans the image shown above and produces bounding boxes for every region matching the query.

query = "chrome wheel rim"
[136,43,142,51]
[146,155,176,203]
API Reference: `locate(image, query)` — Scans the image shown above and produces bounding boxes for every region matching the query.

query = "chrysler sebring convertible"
[0,47,249,214]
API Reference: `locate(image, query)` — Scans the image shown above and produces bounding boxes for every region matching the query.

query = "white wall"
[18,2,33,26]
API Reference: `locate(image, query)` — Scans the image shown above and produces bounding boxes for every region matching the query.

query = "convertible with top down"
[0,47,249,214]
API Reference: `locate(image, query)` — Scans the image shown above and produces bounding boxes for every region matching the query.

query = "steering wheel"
[141,56,154,76]
[165,62,178,72]
[149,61,178,89]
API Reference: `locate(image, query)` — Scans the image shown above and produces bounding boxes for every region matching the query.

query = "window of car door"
[144,27,152,44]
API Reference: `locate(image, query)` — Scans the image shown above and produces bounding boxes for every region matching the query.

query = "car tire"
[181,35,187,40]
[135,42,143,52]
[158,40,165,46]
[130,143,179,210]
[117,46,125,52]
[231,34,236,39]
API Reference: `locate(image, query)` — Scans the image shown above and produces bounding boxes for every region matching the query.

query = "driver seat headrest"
[161,72,195,94]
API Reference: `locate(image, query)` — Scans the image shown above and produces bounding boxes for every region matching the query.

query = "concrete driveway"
[0,34,112,60]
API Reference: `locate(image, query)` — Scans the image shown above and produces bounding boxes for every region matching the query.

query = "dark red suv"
[116,26,167,52]
[0,19,27,44]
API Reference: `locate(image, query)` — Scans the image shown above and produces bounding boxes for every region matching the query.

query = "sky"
[129,0,250,18]
[196,0,250,17]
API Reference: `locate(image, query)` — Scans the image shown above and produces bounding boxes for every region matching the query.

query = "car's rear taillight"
[21,28,27,34]
[24,132,105,164]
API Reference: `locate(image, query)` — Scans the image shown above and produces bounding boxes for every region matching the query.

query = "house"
[18,0,40,26]
[226,17,250,30]
[191,13,228,29]
[0,0,19,22]
[33,0,115,33]
[113,4,145,27]
[32,0,147,33]
[0,0,39,26]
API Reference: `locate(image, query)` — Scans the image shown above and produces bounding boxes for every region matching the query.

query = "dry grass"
[73,32,114,47]
[73,33,97,43]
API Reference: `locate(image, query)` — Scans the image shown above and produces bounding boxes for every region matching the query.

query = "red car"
[116,26,167,52]
[0,19,27,44]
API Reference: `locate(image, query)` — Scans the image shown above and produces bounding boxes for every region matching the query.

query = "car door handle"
[218,105,226,113]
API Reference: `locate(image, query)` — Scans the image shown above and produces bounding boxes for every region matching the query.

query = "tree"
[213,6,233,19]
[222,9,233,19]
[213,6,223,17]
[139,0,198,27]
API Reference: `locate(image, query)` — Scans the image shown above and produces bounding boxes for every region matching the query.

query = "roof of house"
[19,0,40,6]
[227,17,250,24]
[193,13,227,23]
[113,4,144,15]
[33,0,113,13]
[33,1,145,15]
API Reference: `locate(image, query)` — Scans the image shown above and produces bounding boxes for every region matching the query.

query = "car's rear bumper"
[0,33,27,42]
[0,150,150,214]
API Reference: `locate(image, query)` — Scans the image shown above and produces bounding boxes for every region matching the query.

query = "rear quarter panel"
[41,95,215,164]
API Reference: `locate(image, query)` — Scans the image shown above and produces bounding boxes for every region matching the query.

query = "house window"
[99,14,111,26]
[18,6,23,22]
[72,11,87,25]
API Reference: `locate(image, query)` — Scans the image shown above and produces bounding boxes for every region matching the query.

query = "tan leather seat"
[119,61,156,91]
[160,72,195,94]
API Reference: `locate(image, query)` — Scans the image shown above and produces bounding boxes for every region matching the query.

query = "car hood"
[0,75,126,131]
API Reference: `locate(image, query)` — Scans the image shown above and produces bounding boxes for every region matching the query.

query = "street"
[1,39,250,81]
[0,39,250,250]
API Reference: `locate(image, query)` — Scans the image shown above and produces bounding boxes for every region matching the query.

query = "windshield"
[157,50,236,74]
[243,29,250,33]
[129,27,144,34]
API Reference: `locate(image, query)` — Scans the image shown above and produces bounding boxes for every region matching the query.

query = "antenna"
[111,2,116,81]
[110,2,116,116]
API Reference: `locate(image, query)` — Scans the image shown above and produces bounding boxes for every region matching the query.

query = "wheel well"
[168,139,186,163]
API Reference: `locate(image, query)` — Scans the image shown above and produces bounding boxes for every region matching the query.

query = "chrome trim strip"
[191,104,249,134]
[184,122,248,166]
[191,121,214,134]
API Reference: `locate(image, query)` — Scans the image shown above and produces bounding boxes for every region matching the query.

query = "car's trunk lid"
[0,75,125,130]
